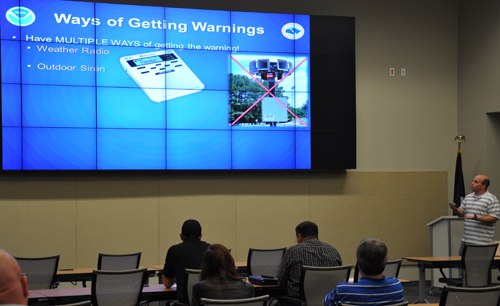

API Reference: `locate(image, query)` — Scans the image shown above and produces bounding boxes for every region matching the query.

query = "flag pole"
[453,134,466,211]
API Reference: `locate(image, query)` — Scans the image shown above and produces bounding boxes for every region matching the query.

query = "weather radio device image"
[249,58,293,125]
[119,50,205,102]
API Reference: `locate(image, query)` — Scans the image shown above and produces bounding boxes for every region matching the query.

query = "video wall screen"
[0,0,356,170]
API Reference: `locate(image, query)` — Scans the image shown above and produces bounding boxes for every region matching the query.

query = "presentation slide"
[1,0,354,170]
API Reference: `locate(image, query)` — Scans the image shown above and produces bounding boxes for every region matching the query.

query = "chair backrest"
[246,247,286,277]
[383,259,403,279]
[300,265,352,304]
[439,285,500,306]
[184,268,201,306]
[200,295,269,306]
[461,243,498,287]
[15,255,60,289]
[91,268,146,306]
[353,259,402,283]
[97,252,141,270]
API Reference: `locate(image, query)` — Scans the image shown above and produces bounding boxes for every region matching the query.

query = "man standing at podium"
[449,174,500,255]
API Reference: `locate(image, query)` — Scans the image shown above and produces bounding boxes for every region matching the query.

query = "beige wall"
[458,0,500,198]
[0,171,446,269]
[0,0,463,278]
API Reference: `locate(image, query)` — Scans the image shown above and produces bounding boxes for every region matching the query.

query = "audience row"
[0,219,404,306]
[162,219,404,306]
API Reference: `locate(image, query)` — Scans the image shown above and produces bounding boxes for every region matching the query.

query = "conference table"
[27,291,47,300]
[403,256,500,304]
[33,264,279,305]
[146,262,247,270]
[28,284,176,305]
[56,266,163,286]
[144,263,286,298]
[54,262,248,288]
[403,256,462,304]
[145,262,248,283]
[30,287,431,306]
[29,258,274,304]
[42,263,407,305]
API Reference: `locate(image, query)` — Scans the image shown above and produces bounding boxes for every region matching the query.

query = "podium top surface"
[427,215,462,227]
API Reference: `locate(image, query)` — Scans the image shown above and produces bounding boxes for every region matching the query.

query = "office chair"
[91,268,147,306]
[281,265,352,306]
[15,255,60,289]
[80,252,143,288]
[97,252,142,270]
[353,259,403,282]
[300,265,352,305]
[185,269,202,306]
[168,269,201,306]
[200,295,269,306]
[246,247,286,277]
[439,243,498,287]
[439,285,500,306]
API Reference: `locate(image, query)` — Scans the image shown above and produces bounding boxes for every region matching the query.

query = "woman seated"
[191,244,255,306]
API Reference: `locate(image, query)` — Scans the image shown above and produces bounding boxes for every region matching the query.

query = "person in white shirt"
[0,249,29,306]
[450,174,500,255]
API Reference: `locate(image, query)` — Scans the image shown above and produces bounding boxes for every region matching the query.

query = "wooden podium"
[427,216,464,288]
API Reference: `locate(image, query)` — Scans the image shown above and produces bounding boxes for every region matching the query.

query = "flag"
[453,148,466,209]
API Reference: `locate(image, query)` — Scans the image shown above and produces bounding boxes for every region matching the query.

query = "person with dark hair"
[191,244,254,306]
[450,175,500,255]
[162,219,210,304]
[0,249,29,306]
[323,238,404,306]
[277,221,342,298]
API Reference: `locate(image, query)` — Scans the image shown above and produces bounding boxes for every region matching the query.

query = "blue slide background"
[1,0,311,170]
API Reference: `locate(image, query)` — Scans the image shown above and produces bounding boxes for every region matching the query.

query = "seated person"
[0,249,29,306]
[278,221,342,298]
[323,238,404,306]
[163,219,210,304]
[191,244,254,306]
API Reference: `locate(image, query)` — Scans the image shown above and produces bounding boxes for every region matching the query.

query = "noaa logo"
[5,6,35,26]
[281,23,304,40]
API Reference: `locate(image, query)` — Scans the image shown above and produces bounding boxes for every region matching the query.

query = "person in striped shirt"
[449,174,500,255]
[323,238,404,306]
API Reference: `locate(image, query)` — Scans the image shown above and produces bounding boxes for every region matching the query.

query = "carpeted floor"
[403,281,442,303]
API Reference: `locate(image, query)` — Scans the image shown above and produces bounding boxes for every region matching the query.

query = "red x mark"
[229,56,308,127]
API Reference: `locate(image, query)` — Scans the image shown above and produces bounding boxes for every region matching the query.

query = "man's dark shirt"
[163,238,210,304]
